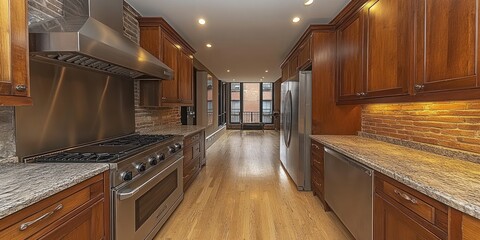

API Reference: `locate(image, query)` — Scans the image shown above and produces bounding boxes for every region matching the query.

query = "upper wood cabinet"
[414,0,479,94]
[298,36,312,68]
[337,13,364,101]
[0,0,31,106]
[281,64,289,82]
[289,54,299,79]
[364,0,413,98]
[138,18,196,107]
[336,0,480,104]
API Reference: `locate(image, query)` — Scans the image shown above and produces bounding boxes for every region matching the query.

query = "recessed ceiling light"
[304,0,314,6]
[265,70,269,73]
[292,17,300,23]
[206,43,212,48]
[227,69,230,72]
[198,18,206,25]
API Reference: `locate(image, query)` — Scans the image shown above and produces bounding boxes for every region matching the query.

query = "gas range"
[27,134,184,188]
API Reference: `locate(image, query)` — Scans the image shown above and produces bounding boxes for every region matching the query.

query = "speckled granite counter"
[0,163,109,220]
[311,135,480,219]
[0,156,18,164]
[138,125,206,137]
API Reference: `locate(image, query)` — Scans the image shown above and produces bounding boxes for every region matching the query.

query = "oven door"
[113,157,184,240]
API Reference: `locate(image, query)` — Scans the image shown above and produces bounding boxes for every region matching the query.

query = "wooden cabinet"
[311,140,329,210]
[281,63,289,82]
[364,0,413,98]
[183,130,205,191]
[298,37,312,68]
[0,172,109,240]
[337,12,364,101]
[449,211,480,240]
[415,0,479,94]
[288,54,298,79]
[138,18,196,107]
[336,0,480,103]
[0,0,31,106]
[375,173,448,240]
[161,35,180,103]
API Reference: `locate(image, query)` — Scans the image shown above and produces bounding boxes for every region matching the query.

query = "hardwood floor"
[154,130,353,240]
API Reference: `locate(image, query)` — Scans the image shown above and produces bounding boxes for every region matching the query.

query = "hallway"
[155,130,352,240]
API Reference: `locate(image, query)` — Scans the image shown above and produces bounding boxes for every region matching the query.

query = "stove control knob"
[135,163,146,172]
[121,171,133,181]
[148,157,158,166]
[174,143,182,150]
[156,153,165,161]
[168,146,176,153]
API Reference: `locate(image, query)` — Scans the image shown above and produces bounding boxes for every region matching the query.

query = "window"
[218,81,227,126]
[228,82,274,124]
[207,76,213,126]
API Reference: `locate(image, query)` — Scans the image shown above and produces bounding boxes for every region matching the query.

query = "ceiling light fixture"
[304,0,314,6]
[198,18,206,25]
[227,69,230,72]
[292,17,300,23]
[265,70,269,73]
[206,43,212,48]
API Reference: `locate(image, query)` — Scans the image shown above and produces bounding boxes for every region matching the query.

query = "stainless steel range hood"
[28,0,173,80]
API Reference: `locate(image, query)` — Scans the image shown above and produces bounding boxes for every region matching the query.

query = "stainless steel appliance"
[28,0,172,80]
[26,134,184,240]
[280,71,312,190]
[324,148,373,240]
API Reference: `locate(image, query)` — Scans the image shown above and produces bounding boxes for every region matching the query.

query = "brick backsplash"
[361,100,480,154]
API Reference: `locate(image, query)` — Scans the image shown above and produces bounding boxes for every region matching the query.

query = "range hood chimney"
[28,0,173,80]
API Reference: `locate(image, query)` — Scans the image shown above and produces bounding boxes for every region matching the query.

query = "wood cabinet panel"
[365,0,412,97]
[0,0,31,106]
[183,131,205,191]
[139,26,162,60]
[298,38,311,68]
[178,51,194,105]
[289,55,298,79]
[415,0,478,93]
[375,194,441,240]
[281,64,289,82]
[337,14,364,101]
[162,36,179,102]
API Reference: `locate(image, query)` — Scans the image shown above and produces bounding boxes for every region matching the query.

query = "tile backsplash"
[361,100,480,154]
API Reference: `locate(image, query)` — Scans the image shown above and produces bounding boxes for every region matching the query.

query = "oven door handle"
[118,158,182,201]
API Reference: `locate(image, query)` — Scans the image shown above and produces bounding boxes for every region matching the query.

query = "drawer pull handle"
[20,204,63,231]
[312,144,320,150]
[394,189,417,204]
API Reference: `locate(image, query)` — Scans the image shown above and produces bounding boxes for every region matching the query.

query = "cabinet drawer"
[311,141,323,155]
[311,167,323,194]
[0,187,91,239]
[184,133,200,147]
[183,157,200,184]
[311,151,324,173]
[375,174,448,233]
[183,142,201,166]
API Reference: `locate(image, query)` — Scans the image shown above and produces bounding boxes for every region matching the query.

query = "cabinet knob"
[356,92,367,97]
[15,85,27,92]
[161,97,167,100]
[356,92,362,97]
[361,92,367,96]
[414,84,425,91]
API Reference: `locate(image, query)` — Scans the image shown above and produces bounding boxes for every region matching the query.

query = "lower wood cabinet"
[375,173,448,240]
[183,130,205,191]
[0,172,110,240]
[311,140,328,210]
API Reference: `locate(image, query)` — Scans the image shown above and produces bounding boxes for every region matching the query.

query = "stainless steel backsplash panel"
[15,60,135,159]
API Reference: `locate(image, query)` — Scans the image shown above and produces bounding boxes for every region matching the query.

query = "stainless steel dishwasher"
[324,147,373,240]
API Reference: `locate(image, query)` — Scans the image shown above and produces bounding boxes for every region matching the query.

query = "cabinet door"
[162,36,179,102]
[289,55,298,79]
[0,0,30,106]
[178,51,193,105]
[37,200,105,240]
[281,64,289,82]
[337,13,364,101]
[415,0,479,93]
[374,194,441,240]
[365,0,413,98]
[298,37,311,68]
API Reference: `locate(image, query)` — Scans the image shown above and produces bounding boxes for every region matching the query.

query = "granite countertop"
[138,125,206,137]
[0,163,109,220]
[311,135,480,219]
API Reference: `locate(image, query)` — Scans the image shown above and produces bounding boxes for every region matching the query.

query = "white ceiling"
[126,0,350,82]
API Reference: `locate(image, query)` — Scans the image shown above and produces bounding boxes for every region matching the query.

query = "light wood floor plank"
[154,130,353,240]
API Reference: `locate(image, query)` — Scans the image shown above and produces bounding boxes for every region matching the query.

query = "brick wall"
[361,100,480,154]
[123,2,182,131]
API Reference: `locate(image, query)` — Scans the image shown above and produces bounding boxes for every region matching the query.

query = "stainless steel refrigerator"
[280,71,312,191]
